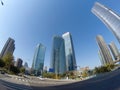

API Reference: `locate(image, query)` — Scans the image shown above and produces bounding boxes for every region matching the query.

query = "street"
[0,69,120,90]
[30,69,120,90]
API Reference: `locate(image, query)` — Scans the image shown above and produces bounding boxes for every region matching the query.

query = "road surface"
[31,69,120,90]
[0,69,120,90]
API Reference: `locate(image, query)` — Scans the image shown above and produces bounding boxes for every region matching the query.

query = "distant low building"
[80,66,90,71]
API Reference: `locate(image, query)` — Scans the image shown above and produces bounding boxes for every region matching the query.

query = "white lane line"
[2,82,32,90]
[0,79,33,90]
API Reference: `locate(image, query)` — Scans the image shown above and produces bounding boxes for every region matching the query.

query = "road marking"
[0,80,32,90]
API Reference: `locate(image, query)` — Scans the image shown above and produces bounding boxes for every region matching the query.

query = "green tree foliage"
[2,53,14,70]
[82,70,89,78]
[64,71,76,79]
[10,65,20,74]
[0,58,5,67]
[20,67,25,74]
[93,64,116,74]
[43,72,56,79]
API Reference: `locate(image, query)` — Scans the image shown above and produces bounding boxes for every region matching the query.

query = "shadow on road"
[31,70,120,90]
[0,79,32,90]
[0,70,120,90]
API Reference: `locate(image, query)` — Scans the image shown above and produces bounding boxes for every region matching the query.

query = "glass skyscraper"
[92,2,120,44]
[98,49,106,66]
[96,35,113,65]
[32,44,46,76]
[50,36,66,74]
[62,32,76,71]
[109,42,120,60]
[0,37,15,58]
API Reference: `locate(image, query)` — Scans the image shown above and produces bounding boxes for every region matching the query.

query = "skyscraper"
[109,42,120,60]
[0,37,15,58]
[96,35,113,65]
[24,62,28,69]
[92,2,120,44]
[32,44,46,76]
[14,58,23,68]
[62,32,76,71]
[50,36,66,74]
[98,49,105,66]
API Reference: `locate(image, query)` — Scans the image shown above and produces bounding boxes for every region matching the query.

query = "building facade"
[98,49,106,66]
[109,42,120,60]
[0,37,15,58]
[92,2,120,44]
[14,58,23,68]
[96,35,113,65]
[50,36,66,74]
[62,32,76,71]
[32,44,46,76]
[24,62,28,69]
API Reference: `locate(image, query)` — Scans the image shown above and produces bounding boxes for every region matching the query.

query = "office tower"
[14,58,23,68]
[24,62,28,69]
[92,2,120,44]
[32,44,46,76]
[50,36,66,74]
[23,62,30,75]
[0,37,15,58]
[98,49,105,66]
[62,32,76,71]
[96,35,113,65]
[109,42,120,60]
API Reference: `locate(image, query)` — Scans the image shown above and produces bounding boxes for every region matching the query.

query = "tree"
[42,72,56,79]
[93,64,116,75]
[0,58,5,67]
[10,65,20,74]
[2,53,14,71]
[82,70,89,78]
[20,67,25,74]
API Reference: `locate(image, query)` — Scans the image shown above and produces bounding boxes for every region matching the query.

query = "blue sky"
[0,0,120,69]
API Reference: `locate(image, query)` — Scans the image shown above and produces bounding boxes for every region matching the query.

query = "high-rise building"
[0,37,15,58]
[24,62,28,69]
[50,36,66,74]
[96,35,113,65]
[109,42,120,60]
[92,2,120,43]
[32,44,46,76]
[14,58,23,68]
[98,49,106,66]
[62,32,76,71]
[23,62,30,75]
